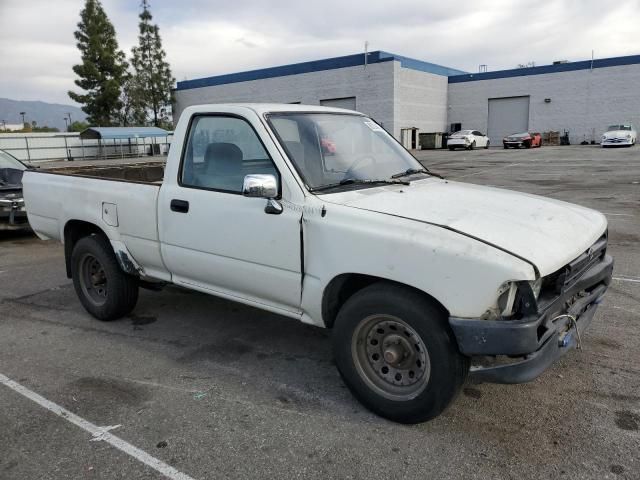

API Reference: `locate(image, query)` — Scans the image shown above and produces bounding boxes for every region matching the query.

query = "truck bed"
[44,161,165,184]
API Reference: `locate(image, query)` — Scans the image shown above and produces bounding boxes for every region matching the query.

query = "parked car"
[503,132,542,148]
[24,104,613,423]
[447,130,490,150]
[0,149,31,231]
[601,124,637,147]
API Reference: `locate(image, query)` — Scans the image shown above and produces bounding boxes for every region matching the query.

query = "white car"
[23,104,613,423]
[601,124,637,147]
[448,130,490,150]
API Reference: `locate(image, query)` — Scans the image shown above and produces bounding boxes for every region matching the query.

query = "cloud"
[1,0,639,105]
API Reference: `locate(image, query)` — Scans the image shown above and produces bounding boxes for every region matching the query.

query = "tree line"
[69,0,174,129]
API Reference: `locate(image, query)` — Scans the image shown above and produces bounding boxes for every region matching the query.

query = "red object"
[503,132,542,148]
[321,138,337,154]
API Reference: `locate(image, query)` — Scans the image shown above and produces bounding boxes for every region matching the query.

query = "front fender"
[300,202,535,327]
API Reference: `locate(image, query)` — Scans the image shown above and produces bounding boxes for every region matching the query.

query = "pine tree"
[130,0,175,127]
[68,0,127,126]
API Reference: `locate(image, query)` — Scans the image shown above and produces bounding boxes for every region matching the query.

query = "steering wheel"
[344,154,378,179]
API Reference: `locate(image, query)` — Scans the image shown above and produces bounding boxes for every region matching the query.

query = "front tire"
[485,140,490,149]
[71,235,139,321]
[332,283,469,423]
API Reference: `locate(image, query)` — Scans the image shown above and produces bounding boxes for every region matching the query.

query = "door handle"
[170,199,189,213]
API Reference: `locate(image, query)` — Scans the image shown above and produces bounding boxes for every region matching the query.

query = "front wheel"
[71,235,139,321]
[332,283,469,423]
[485,140,490,149]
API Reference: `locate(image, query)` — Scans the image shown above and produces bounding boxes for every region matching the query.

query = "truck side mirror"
[242,174,278,199]
[242,174,282,215]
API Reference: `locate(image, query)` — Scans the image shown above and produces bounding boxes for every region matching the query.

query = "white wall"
[448,63,640,144]
[174,62,395,132]
[393,63,449,138]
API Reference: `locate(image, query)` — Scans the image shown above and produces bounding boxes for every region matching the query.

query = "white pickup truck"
[24,104,613,423]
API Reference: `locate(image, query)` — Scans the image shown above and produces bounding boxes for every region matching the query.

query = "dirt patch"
[129,313,158,327]
[179,339,254,363]
[463,387,483,399]
[614,410,639,431]
[67,376,150,407]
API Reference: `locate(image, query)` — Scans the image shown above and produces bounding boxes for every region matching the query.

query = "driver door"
[158,114,302,315]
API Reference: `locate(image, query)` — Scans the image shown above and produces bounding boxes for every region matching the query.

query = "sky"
[1,0,640,106]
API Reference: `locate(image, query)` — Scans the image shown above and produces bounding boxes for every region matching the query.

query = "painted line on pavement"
[0,373,196,480]
[613,276,640,284]
[452,163,520,179]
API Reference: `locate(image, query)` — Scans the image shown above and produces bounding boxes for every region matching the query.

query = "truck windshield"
[0,150,26,171]
[267,113,427,191]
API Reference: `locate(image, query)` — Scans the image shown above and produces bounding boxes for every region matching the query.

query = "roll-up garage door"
[487,96,530,143]
[320,97,357,111]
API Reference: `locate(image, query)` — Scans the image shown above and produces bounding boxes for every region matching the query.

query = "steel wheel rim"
[79,253,108,306]
[351,314,431,401]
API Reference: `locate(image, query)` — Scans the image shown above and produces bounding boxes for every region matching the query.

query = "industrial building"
[173,50,640,147]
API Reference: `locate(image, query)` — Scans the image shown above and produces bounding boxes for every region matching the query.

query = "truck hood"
[322,179,607,275]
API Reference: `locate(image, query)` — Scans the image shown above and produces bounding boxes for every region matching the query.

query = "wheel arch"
[63,220,111,278]
[321,273,449,329]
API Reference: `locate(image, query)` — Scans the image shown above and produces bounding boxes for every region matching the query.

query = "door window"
[181,115,277,193]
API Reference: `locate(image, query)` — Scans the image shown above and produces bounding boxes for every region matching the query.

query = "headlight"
[602,135,607,140]
[627,134,632,139]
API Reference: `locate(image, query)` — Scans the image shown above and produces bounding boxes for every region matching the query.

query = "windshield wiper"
[391,167,444,180]
[310,178,409,193]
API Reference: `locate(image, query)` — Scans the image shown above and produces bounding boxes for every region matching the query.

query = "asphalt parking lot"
[1,145,638,479]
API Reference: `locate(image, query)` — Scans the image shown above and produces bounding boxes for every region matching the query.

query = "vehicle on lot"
[0,149,32,231]
[447,130,490,150]
[601,124,637,147]
[24,104,613,423]
[503,132,542,148]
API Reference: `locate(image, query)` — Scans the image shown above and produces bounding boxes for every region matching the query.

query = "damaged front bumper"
[449,253,614,384]
[0,197,29,230]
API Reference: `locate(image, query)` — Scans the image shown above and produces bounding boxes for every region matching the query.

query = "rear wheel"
[468,141,476,150]
[332,283,469,423]
[448,146,455,151]
[71,235,139,321]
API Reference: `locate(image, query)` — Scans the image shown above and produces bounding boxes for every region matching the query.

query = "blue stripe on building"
[175,51,467,91]
[448,54,640,83]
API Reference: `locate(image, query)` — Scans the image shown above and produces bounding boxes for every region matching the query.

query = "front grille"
[542,233,608,295]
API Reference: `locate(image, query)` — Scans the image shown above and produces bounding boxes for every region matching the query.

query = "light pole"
[66,112,72,126]
[19,111,26,126]
[64,117,70,130]
[1,120,5,131]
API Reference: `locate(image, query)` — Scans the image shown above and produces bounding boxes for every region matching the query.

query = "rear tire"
[332,282,469,423]
[468,141,476,150]
[448,147,455,151]
[71,235,139,321]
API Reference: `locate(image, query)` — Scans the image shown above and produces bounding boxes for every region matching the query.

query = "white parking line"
[0,373,196,480]
[613,276,640,284]
[453,162,520,179]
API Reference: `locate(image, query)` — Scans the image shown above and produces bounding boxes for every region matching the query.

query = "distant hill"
[0,98,87,132]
